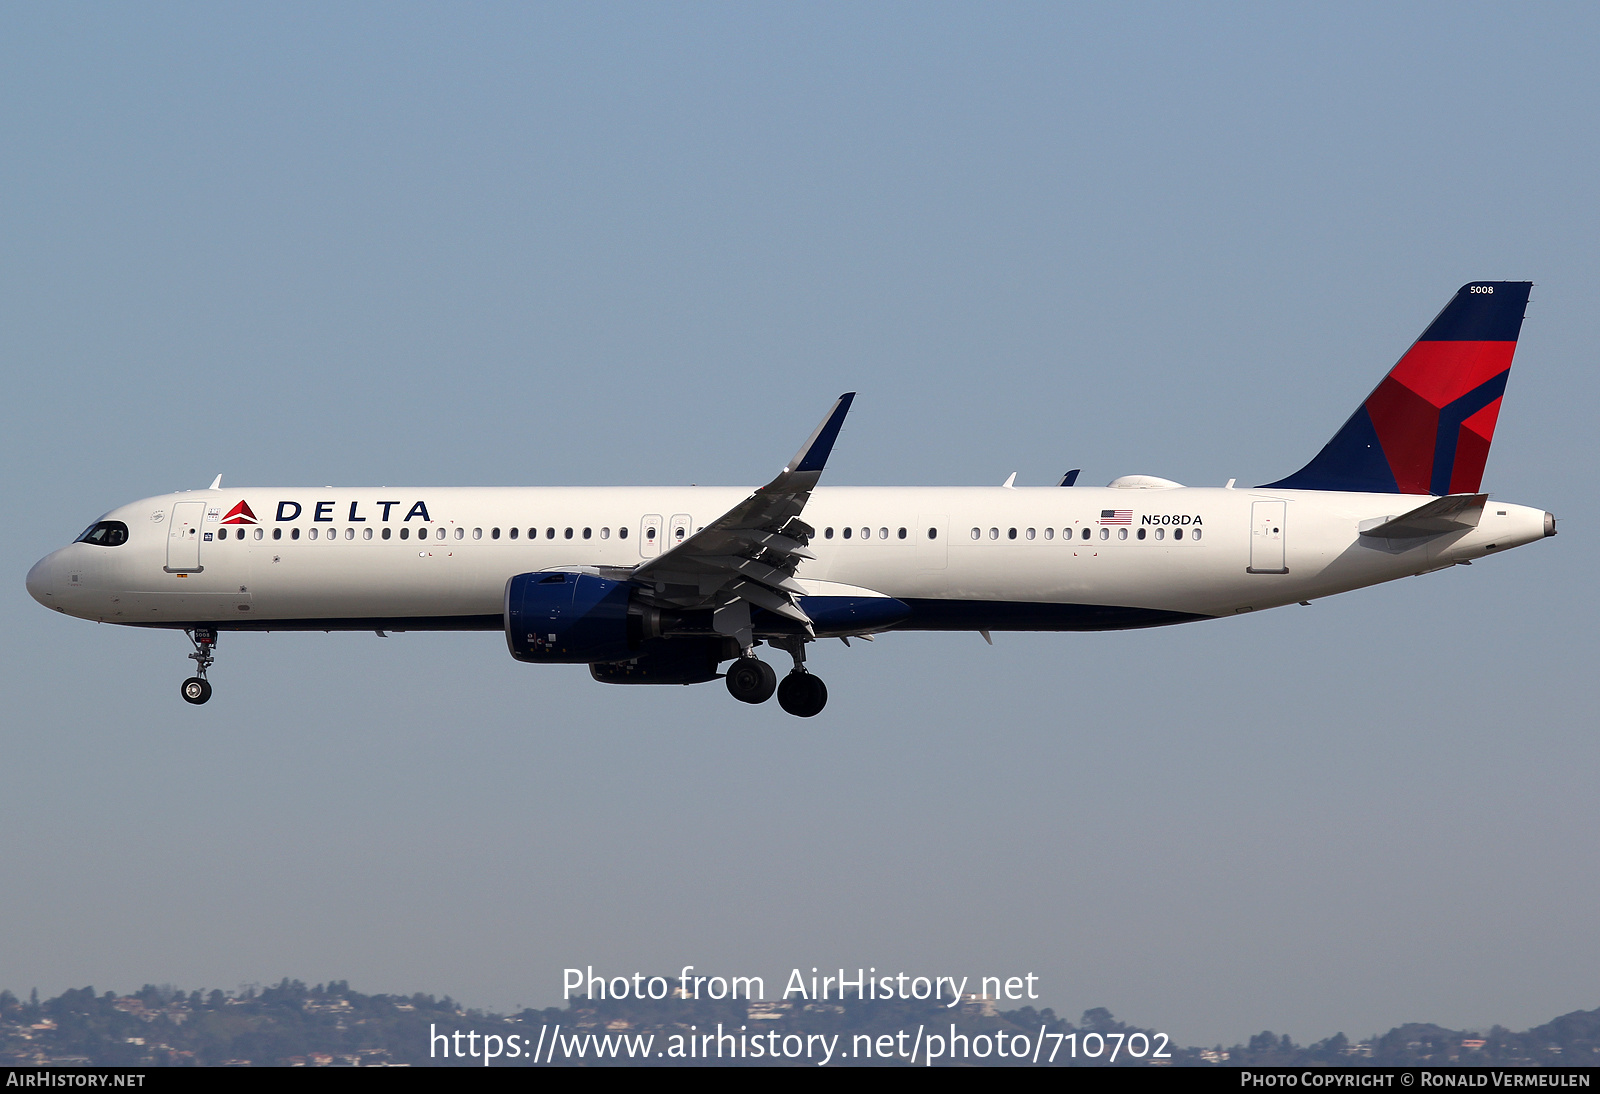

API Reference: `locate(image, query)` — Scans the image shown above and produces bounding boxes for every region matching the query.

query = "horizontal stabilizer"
[1359,493,1486,539]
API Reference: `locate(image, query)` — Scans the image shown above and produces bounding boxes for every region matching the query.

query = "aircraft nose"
[26,552,59,607]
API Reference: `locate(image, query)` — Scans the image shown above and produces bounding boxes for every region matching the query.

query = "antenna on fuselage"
[208,474,222,490]
[1058,469,1081,487]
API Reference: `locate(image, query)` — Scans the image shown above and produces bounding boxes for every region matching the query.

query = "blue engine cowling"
[505,571,636,664]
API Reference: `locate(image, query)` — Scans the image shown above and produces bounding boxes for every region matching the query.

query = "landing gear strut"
[770,636,828,718]
[181,628,216,705]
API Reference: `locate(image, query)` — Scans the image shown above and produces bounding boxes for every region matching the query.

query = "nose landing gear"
[181,628,216,705]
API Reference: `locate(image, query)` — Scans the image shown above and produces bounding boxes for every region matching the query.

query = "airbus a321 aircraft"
[28,282,1555,717]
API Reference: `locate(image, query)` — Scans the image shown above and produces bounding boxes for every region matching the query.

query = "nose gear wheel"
[181,628,217,705]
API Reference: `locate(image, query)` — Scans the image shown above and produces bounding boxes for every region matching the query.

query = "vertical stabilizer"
[1262,282,1532,494]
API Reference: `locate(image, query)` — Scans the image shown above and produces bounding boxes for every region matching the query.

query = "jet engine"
[505,570,732,681]
[504,571,641,664]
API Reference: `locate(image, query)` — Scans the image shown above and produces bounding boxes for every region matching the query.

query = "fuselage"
[26,484,1554,632]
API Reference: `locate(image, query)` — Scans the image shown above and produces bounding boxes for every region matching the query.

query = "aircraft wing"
[630,393,855,644]
[1359,493,1488,538]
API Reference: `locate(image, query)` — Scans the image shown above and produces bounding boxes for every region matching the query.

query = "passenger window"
[583,527,592,539]
[989,528,999,540]
[675,527,686,541]
[898,527,907,539]
[454,528,463,540]
[382,527,391,540]
[879,527,888,540]
[345,528,355,540]
[308,528,318,541]
[292,528,301,541]
[618,527,628,539]
[1026,528,1035,540]
[842,527,852,539]
[1155,527,1165,540]
[363,527,373,540]
[826,527,834,539]
[928,527,937,540]
[398,528,408,540]
[547,528,556,540]
[1007,528,1017,540]
[1137,527,1146,540]
[970,528,980,540]
[474,528,483,540]
[254,528,264,541]
[1192,528,1202,542]
[565,528,574,539]
[1099,528,1108,541]
[1044,528,1053,540]
[1174,527,1183,540]
[274,528,283,540]
[435,527,444,540]
[1080,528,1091,541]
[1117,528,1128,540]
[860,527,870,539]
[600,527,610,539]
[509,527,518,539]
[492,528,501,540]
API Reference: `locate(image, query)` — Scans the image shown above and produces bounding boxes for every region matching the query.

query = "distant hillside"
[2,982,1595,1067]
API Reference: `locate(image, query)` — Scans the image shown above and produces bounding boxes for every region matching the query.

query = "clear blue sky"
[3,3,1596,1046]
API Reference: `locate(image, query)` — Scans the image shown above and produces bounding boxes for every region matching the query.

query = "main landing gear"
[724,638,828,717]
[181,628,216,705]
[725,656,778,705]
[776,671,827,719]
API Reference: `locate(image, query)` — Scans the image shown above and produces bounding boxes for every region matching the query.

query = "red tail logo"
[221,500,258,525]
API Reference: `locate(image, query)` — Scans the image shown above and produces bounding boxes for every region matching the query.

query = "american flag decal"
[1098,509,1132,525]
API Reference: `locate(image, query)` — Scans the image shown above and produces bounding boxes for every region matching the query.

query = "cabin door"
[640,514,664,558]
[166,501,206,573]
[668,513,693,550]
[917,514,948,569]
[1247,501,1288,574]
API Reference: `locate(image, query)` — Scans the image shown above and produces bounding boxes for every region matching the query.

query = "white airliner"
[28,283,1555,716]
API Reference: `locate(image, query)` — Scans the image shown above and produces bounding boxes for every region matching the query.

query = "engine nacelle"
[504,571,635,664]
[589,638,727,685]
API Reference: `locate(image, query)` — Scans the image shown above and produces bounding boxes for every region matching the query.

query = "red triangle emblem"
[221,500,258,525]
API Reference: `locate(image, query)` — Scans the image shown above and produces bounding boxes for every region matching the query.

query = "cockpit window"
[76,521,130,547]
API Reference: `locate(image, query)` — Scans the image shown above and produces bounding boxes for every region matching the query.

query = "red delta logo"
[221,500,259,525]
